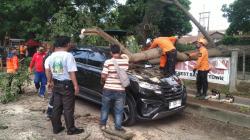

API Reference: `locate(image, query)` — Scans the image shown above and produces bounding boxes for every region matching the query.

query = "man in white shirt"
[44,36,83,135]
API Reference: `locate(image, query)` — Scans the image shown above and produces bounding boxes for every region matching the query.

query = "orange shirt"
[194,46,209,71]
[20,45,26,55]
[6,56,19,73]
[148,37,176,54]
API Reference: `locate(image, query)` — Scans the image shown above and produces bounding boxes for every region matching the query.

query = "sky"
[117,0,235,35]
[189,0,235,35]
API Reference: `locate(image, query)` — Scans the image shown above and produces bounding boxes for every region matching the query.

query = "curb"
[185,102,250,129]
[186,88,250,107]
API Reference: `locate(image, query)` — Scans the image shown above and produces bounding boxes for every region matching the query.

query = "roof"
[9,38,25,42]
[179,30,225,44]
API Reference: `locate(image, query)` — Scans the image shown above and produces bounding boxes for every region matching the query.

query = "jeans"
[34,71,47,96]
[100,89,126,129]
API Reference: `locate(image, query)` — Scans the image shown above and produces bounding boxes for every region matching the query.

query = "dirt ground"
[0,87,250,140]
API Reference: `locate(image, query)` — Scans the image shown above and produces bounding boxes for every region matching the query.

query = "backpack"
[112,59,130,88]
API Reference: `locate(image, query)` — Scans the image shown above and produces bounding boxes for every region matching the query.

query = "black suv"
[72,47,187,125]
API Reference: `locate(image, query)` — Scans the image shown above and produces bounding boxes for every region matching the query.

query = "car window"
[87,51,106,68]
[72,50,88,64]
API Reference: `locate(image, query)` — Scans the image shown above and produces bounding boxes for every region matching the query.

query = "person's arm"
[101,61,109,85]
[69,72,79,95]
[67,54,79,95]
[45,68,53,89]
[101,73,107,85]
[148,40,158,49]
[29,53,36,72]
[44,56,53,89]
[194,50,203,70]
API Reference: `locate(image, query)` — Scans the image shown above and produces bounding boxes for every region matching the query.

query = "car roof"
[74,46,110,55]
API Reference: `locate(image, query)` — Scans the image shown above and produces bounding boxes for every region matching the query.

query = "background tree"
[0,0,72,42]
[222,0,250,35]
[117,0,192,42]
[0,0,117,43]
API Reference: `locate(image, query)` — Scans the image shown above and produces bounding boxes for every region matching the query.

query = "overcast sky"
[118,0,235,35]
[189,0,235,35]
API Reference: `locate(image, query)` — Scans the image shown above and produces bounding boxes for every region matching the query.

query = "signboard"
[175,57,230,85]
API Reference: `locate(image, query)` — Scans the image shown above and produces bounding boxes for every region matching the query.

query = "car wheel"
[122,94,136,126]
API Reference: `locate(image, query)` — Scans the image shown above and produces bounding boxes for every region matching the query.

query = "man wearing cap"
[29,46,47,98]
[193,38,210,99]
[146,37,177,76]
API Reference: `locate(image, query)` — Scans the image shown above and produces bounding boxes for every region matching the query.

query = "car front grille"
[160,84,183,101]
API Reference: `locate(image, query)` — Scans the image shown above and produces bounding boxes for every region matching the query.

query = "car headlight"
[138,82,162,94]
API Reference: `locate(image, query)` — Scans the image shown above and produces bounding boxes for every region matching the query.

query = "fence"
[237,49,250,80]
[228,47,250,93]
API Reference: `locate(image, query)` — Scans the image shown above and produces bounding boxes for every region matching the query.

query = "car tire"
[122,93,136,126]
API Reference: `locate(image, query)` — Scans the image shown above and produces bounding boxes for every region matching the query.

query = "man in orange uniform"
[146,37,177,75]
[193,38,210,99]
[6,48,19,73]
[19,42,27,59]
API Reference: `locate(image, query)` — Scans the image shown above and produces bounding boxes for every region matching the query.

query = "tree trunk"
[160,0,215,47]
[82,28,227,63]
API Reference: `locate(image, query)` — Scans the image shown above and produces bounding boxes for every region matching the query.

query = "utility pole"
[198,11,210,34]
[160,0,215,47]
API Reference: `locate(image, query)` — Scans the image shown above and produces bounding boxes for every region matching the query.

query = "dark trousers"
[51,81,75,132]
[164,49,177,76]
[46,91,54,117]
[196,70,209,96]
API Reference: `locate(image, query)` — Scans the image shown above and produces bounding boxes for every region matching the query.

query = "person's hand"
[74,85,79,95]
[48,81,54,90]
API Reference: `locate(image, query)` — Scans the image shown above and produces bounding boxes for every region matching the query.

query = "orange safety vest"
[6,56,19,73]
[194,46,209,71]
[149,37,176,68]
[20,45,26,55]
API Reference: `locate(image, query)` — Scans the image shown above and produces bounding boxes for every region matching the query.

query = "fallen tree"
[81,28,230,63]
[80,0,239,63]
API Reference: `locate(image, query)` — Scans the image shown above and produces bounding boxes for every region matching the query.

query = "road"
[0,91,249,140]
[76,97,250,140]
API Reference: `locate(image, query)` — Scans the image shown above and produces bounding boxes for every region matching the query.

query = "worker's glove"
[193,69,197,75]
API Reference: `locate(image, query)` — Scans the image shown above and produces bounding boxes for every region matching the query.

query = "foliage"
[221,36,250,45]
[175,43,195,52]
[0,0,68,41]
[1,0,192,46]
[222,0,250,35]
[117,0,192,37]
[0,0,118,42]
[0,58,31,104]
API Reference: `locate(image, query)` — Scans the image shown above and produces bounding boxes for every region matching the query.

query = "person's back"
[150,37,175,54]
[100,44,129,132]
[102,58,129,91]
[6,49,18,74]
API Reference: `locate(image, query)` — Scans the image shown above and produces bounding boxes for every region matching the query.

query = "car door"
[72,50,89,88]
[85,50,106,96]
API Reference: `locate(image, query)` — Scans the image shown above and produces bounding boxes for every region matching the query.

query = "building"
[179,30,225,44]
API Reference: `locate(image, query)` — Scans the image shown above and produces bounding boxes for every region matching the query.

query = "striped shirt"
[102,58,129,91]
